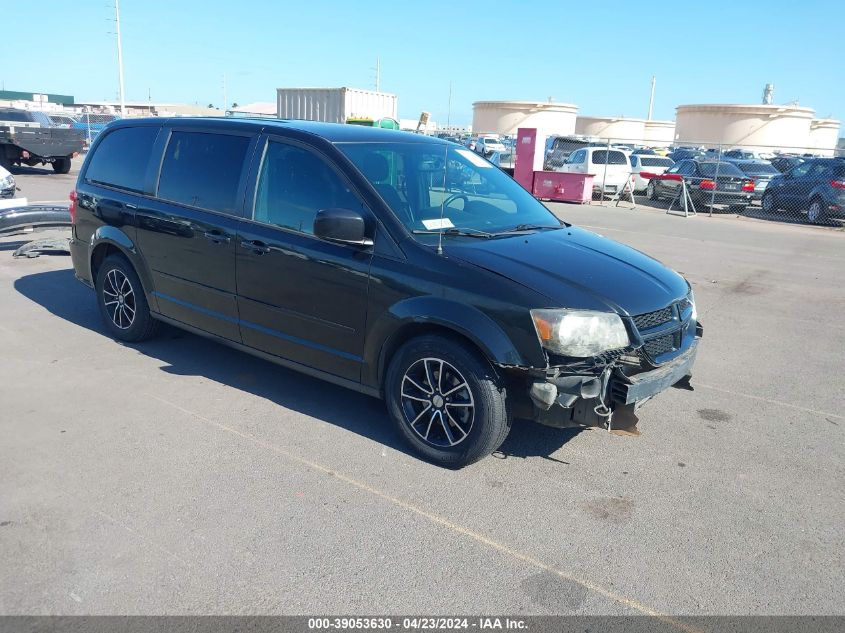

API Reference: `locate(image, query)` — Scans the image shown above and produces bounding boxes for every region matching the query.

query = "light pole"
[115,0,126,116]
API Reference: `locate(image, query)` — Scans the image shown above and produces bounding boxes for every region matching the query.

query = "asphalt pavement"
[1,163,843,616]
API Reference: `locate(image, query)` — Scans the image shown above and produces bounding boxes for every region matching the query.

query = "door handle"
[204,230,231,244]
[240,239,271,254]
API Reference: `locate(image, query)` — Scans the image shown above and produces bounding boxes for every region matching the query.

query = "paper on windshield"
[456,149,493,168]
[422,217,455,230]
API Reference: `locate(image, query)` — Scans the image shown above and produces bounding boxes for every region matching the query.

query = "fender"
[88,226,159,312]
[362,295,532,391]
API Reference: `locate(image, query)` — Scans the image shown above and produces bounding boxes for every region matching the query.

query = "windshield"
[337,142,561,237]
[737,162,778,176]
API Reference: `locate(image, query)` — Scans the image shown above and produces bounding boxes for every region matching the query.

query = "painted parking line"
[149,392,701,633]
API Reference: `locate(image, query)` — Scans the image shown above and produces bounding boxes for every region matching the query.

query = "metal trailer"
[276,87,398,124]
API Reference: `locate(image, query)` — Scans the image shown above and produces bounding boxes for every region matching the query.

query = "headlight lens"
[0,175,13,188]
[530,309,630,358]
[688,289,697,321]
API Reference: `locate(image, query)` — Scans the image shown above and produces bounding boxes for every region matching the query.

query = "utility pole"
[647,75,656,121]
[447,81,452,129]
[115,0,126,116]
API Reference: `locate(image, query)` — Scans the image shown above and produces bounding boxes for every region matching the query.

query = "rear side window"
[86,126,159,193]
[591,150,628,165]
[157,131,250,214]
[0,111,32,122]
[640,157,673,167]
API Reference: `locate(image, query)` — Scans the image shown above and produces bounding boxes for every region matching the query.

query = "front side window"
[338,142,560,239]
[253,141,362,235]
[157,131,250,214]
[86,126,159,193]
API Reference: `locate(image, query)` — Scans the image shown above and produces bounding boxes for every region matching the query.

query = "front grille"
[643,333,677,357]
[632,306,673,330]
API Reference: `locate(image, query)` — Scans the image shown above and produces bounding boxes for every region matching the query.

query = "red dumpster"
[532,171,595,203]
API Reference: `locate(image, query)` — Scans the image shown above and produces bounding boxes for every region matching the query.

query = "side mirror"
[314,208,373,247]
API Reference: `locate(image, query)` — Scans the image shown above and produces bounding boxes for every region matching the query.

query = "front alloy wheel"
[400,358,475,448]
[386,335,511,467]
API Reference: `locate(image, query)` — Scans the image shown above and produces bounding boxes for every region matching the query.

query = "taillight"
[742,180,755,192]
[832,180,845,189]
[699,179,716,190]
[69,190,77,224]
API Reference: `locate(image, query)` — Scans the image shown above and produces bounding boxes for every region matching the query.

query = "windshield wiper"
[412,227,494,238]
[492,223,564,235]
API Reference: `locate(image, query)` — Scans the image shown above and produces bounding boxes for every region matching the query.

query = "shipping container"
[276,87,398,124]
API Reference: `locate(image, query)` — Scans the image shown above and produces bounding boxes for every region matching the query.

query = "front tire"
[385,335,511,468]
[761,191,778,213]
[647,180,659,201]
[95,254,160,342]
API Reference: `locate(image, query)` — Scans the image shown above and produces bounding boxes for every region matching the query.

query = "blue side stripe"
[153,291,362,363]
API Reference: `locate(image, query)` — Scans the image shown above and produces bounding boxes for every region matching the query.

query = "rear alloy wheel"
[761,191,777,213]
[95,254,160,342]
[807,198,827,225]
[385,335,510,468]
[647,181,659,201]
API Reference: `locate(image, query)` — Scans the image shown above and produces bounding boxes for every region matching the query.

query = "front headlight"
[688,289,697,321]
[0,175,13,188]
[530,309,630,358]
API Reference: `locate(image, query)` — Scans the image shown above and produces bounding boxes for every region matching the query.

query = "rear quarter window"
[591,150,628,165]
[157,131,251,214]
[85,126,160,193]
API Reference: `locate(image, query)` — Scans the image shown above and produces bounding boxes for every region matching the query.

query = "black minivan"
[69,118,702,467]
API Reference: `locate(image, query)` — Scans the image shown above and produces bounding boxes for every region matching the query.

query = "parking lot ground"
[0,170,843,616]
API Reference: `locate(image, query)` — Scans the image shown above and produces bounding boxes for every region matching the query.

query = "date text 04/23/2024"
[307,618,527,630]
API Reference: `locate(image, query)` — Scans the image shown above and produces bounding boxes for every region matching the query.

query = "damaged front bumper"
[511,324,702,434]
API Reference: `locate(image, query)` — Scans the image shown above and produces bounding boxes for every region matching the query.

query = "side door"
[235,136,374,382]
[662,161,687,197]
[801,162,835,209]
[776,160,813,209]
[135,127,258,341]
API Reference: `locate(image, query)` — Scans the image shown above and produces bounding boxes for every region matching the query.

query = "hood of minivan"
[446,226,689,316]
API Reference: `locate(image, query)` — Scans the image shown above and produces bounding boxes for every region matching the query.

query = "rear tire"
[52,157,72,174]
[807,198,827,225]
[385,334,511,468]
[95,254,160,342]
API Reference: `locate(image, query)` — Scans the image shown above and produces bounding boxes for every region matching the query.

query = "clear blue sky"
[4,0,842,126]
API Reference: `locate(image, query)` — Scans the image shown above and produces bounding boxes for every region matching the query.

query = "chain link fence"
[542,135,845,227]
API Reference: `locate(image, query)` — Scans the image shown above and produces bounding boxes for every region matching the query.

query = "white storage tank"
[276,87,398,124]
[675,104,814,152]
[808,119,840,156]
[575,117,646,142]
[643,120,676,147]
[472,101,577,137]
